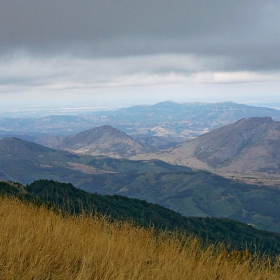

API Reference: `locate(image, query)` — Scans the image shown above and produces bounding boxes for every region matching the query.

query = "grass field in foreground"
[0,196,279,279]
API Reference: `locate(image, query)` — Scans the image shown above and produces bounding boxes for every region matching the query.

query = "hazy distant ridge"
[1,101,280,138]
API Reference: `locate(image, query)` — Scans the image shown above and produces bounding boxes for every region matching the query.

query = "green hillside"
[1,179,280,256]
[78,171,280,233]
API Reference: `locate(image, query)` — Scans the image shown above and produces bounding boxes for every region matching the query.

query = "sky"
[1,0,280,114]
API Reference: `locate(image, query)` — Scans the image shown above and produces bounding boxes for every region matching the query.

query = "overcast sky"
[1,0,280,113]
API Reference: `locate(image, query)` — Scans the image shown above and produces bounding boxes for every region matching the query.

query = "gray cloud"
[1,1,280,66]
[1,0,280,98]
[1,1,246,46]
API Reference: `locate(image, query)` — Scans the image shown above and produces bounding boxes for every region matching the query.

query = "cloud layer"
[1,0,280,104]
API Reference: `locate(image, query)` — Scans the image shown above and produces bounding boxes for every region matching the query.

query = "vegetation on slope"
[0,195,280,279]
[78,171,280,232]
[2,180,280,256]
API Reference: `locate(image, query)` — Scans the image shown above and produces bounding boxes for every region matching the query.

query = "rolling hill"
[50,125,147,157]
[0,137,190,184]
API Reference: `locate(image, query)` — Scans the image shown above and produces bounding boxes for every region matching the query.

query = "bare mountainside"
[51,125,147,157]
[133,117,280,183]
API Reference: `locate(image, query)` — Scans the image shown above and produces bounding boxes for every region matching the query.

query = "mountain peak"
[136,117,280,179]
[52,125,147,157]
[193,117,277,167]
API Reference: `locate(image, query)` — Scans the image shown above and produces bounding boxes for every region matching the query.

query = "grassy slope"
[0,195,280,279]
[2,180,280,256]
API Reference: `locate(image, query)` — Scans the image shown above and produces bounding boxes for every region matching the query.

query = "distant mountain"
[98,101,280,137]
[134,117,280,182]
[191,117,280,175]
[0,137,190,184]
[1,101,280,138]
[2,179,280,256]
[51,125,147,157]
[0,137,97,184]
[2,137,280,232]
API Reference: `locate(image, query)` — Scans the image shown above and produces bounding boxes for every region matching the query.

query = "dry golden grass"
[0,196,279,279]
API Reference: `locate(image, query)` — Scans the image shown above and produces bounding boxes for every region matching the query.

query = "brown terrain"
[51,125,147,158]
[132,117,280,186]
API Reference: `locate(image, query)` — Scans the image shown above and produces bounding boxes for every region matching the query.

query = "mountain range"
[1,101,280,138]
[1,137,280,232]
[134,116,280,184]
